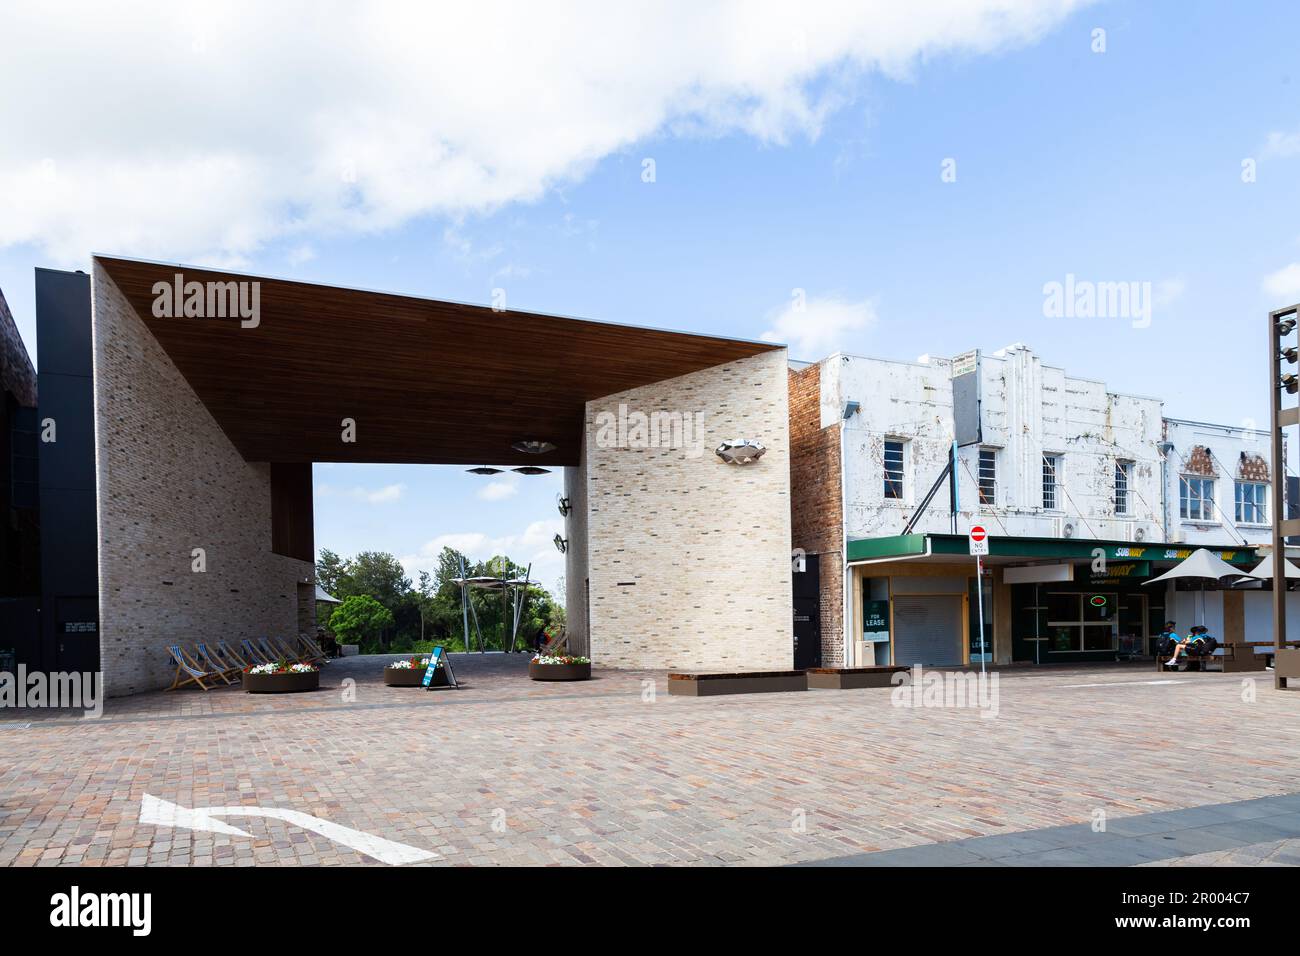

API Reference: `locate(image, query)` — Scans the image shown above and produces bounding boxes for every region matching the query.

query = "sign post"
[968,525,989,674]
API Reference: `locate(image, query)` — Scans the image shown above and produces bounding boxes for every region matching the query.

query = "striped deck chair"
[258,637,291,664]
[217,640,253,670]
[166,645,216,691]
[241,638,272,666]
[540,627,568,656]
[295,634,328,663]
[268,636,307,663]
[195,643,240,684]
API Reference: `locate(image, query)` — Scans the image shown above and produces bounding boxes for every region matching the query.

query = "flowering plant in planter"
[243,659,320,693]
[386,656,443,670]
[531,654,590,665]
[528,653,591,682]
[246,660,318,675]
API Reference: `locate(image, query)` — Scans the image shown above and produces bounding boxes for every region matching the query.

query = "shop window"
[1235,481,1267,524]
[1046,591,1117,652]
[978,448,997,505]
[1114,460,1133,516]
[1042,454,1061,510]
[1179,476,1215,521]
[883,439,905,500]
[1047,592,1079,621]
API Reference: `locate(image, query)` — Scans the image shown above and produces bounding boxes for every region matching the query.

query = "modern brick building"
[27,256,794,695]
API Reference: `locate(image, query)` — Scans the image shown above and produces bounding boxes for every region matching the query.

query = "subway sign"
[1110,547,1249,563]
[1091,560,1151,579]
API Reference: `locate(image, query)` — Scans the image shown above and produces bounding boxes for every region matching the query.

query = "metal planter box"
[244,670,320,694]
[528,661,591,681]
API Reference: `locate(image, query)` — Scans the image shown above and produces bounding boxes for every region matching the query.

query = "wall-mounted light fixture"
[556,494,572,516]
[715,439,766,465]
[553,534,568,554]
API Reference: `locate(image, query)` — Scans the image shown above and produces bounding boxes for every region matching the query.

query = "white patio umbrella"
[1245,553,1300,582]
[1143,548,1254,627]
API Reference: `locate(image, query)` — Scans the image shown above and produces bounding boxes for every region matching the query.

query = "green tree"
[330,595,395,648]
[345,551,411,611]
[315,548,348,597]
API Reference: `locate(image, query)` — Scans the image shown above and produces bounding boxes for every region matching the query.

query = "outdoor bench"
[1156,643,1264,673]
[806,665,909,689]
[667,670,807,696]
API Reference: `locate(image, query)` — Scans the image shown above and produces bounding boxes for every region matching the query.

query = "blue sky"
[3,0,1298,597]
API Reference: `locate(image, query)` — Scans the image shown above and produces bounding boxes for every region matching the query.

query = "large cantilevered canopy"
[95,255,781,466]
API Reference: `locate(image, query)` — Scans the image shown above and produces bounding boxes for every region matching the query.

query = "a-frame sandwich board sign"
[422,645,459,689]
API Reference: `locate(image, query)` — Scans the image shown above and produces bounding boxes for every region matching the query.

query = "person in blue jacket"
[1165,623,1210,668]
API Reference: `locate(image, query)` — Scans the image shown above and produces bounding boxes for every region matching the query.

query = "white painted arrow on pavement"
[140,793,437,865]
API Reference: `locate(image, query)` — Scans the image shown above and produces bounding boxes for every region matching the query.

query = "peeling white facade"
[821,343,1164,544]
[1160,418,1275,547]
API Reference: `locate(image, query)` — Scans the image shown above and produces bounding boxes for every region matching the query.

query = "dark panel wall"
[36,269,98,673]
[270,462,314,562]
[1,286,40,665]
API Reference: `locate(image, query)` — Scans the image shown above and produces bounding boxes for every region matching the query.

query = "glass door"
[1118,592,1147,658]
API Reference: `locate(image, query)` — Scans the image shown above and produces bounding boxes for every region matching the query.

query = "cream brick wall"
[91,265,313,696]
[584,350,792,671]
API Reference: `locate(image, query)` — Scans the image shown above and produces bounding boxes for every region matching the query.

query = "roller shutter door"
[891,595,963,666]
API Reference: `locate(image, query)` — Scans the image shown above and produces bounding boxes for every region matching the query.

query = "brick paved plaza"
[1,655,1297,867]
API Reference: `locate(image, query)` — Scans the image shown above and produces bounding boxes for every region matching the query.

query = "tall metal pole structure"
[457,554,480,653]
[1269,305,1299,690]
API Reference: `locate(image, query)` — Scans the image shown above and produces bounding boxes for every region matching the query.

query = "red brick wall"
[788,363,845,666]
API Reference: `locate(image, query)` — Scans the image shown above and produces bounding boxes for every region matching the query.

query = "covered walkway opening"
[88,256,794,694]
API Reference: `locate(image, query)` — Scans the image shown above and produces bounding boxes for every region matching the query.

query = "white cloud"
[1262,129,1300,159]
[0,1,1089,266]
[316,482,405,504]
[1263,263,1300,300]
[1153,277,1186,309]
[477,477,519,501]
[761,294,879,359]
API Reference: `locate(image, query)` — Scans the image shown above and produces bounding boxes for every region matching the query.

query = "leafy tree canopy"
[329,594,394,645]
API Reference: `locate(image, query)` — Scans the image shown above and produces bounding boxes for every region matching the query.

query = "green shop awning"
[846,533,1258,566]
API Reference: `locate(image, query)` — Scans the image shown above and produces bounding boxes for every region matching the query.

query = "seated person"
[1165,625,1210,667]
[1157,621,1180,659]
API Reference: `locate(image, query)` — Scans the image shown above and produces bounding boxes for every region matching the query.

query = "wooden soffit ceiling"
[94,256,780,466]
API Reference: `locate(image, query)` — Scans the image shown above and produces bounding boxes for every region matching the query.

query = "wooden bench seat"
[668,670,807,696]
[807,665,909,689]
[1156,642,1265,673]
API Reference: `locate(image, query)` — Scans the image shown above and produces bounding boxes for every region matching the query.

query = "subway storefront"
[846,535,1257,667]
